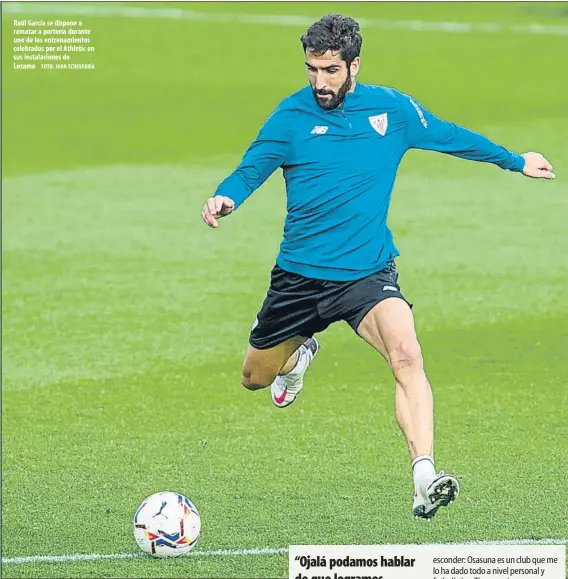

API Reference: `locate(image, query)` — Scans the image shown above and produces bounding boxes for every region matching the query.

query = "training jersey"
[214,83,525,281]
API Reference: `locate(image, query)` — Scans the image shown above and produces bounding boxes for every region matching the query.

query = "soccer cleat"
[271,338,319,408]
[412,471,459,520]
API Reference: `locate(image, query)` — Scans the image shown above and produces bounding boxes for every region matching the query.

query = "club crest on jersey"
[369,113,388,136]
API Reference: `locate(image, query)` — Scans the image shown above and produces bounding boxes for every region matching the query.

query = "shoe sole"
[413,475,459,521]
[272,339,320,409]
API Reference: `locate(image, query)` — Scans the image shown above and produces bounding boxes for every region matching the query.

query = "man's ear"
[350,57,360,77]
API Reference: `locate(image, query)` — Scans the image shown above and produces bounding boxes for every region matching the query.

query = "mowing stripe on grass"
[3,2,568,36]
[3,539,567,565]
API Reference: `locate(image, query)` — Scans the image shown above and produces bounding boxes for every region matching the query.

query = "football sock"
[285,346,308,377]
[412,455,436,489]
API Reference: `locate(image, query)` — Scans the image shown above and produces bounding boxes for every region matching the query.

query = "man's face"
[305,50,359,110]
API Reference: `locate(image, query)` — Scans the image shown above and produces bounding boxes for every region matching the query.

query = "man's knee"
[241,365,277,391]
[388,340,424,380]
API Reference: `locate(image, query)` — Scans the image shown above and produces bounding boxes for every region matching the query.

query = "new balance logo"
[310,125,329,135]
[383,285,398,292]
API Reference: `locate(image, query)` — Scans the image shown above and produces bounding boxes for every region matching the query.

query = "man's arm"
[201,109,290,228]
[401,93,555,179]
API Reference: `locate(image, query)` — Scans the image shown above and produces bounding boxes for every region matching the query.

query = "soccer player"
[200,14,555,520]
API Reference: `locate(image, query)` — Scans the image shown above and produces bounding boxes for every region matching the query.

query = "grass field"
[2,2,568,578]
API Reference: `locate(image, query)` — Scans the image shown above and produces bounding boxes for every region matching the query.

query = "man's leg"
[241,263,326,406]
[357,298,432,461]
[241,337,306,391]
[357,297,459,519]
[242,336,320,407]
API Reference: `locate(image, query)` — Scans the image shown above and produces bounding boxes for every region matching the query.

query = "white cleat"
[271,338,319,408]
[412,471,460,521]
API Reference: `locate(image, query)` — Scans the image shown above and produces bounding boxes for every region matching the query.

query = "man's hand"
[521,152,556,180]
[201,196,235,228]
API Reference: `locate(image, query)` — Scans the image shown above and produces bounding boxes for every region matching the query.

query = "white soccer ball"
[133,491,201,557]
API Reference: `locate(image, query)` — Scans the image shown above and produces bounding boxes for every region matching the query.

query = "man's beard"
[313,73,352,110]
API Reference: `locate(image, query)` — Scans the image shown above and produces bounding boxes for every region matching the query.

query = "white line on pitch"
[4,2,568,36]
[3,547,288,565]
[3,539,567,565]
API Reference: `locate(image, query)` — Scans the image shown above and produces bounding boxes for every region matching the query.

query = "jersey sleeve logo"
[408,97,428,128]
[369,113,388,136]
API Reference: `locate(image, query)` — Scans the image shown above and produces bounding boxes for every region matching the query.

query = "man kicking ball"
[200,14,555,520]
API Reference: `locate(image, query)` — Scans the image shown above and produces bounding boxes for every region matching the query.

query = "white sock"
[284,346,308,377]
[412,455,436,489]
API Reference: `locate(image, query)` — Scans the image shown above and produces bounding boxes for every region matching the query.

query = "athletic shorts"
[249,261,412,350]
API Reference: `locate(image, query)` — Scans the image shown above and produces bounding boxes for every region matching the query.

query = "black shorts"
[249,261,412,350]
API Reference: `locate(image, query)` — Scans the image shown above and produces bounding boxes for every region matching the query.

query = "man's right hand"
[201,196,235,228]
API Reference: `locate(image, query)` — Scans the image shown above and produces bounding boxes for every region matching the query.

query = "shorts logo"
[369,113,388,136]
[251,317,259,330]
[382,285,398,292]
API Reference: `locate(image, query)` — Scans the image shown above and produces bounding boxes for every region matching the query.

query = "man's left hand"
[521,152,556,179]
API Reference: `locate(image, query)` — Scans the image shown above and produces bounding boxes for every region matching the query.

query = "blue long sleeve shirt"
[214,83,525,281]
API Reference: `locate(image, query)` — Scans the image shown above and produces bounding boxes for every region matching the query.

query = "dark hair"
[300,14,362,64]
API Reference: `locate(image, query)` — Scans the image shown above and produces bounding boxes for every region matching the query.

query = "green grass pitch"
[2,2,567,578]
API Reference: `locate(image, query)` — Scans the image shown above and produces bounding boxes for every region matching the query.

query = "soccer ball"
[133,491,201,557]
